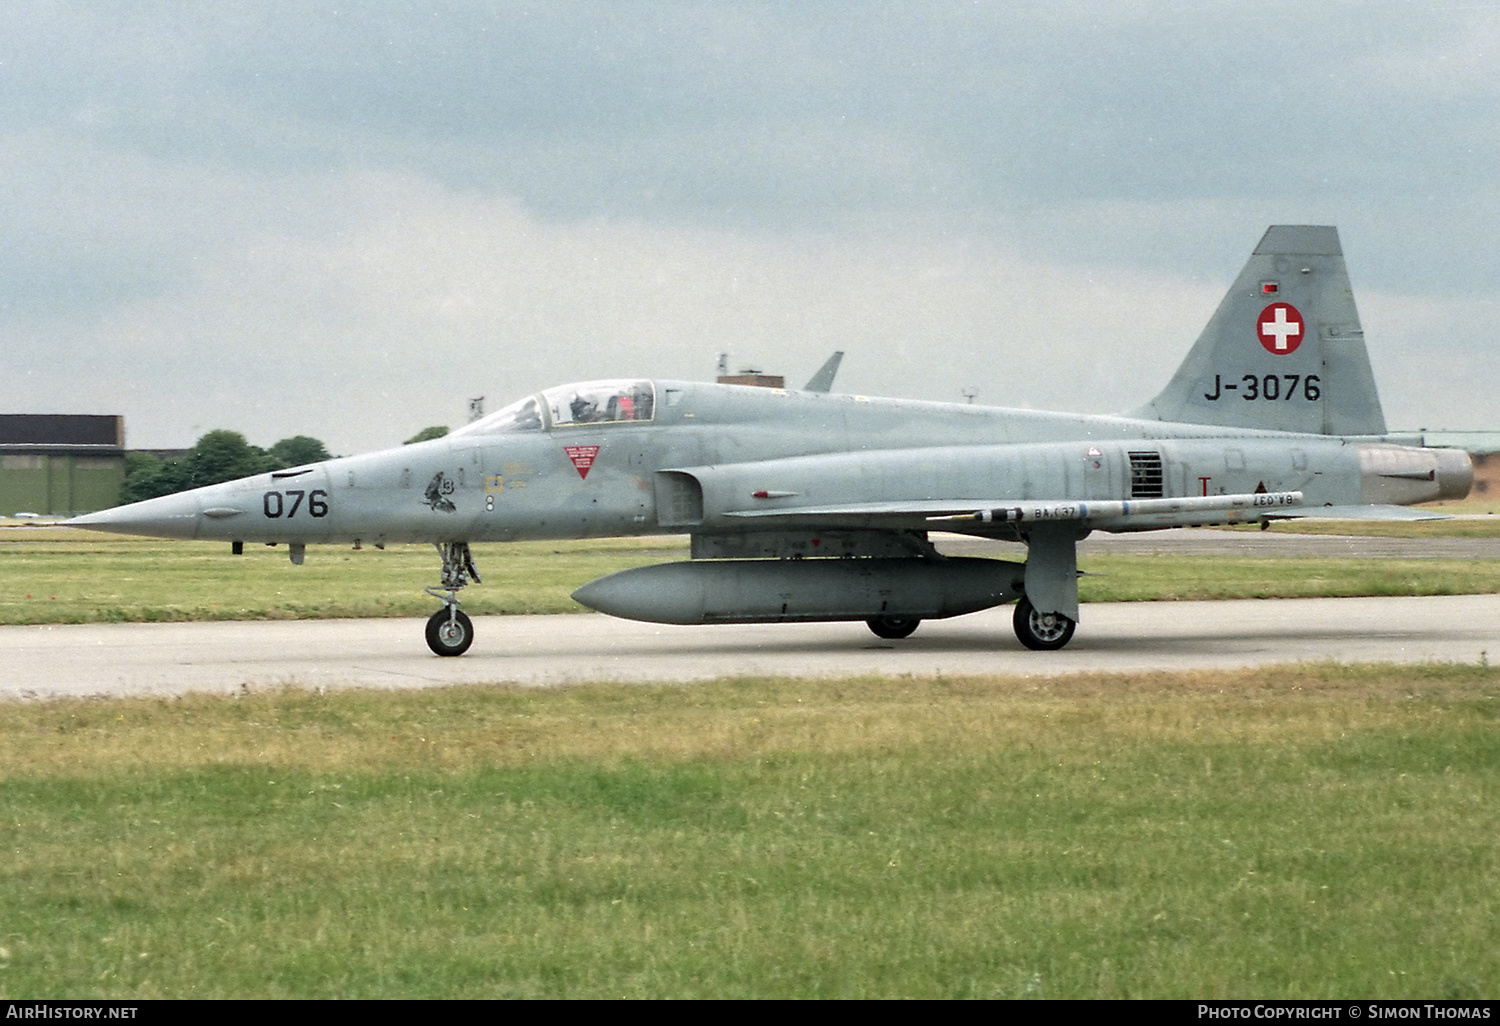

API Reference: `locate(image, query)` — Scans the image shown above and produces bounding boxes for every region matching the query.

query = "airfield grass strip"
[0,536,686,624]
[2,532,1500,625]
[1250,517,1500,539]
[1076,556,1500,602]
[1,665,1496,998]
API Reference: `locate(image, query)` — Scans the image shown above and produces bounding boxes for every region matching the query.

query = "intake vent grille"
[1128,451,1164,498]
[654,471,704,527]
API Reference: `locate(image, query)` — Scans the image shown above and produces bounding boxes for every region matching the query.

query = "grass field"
[0,533,685,624]
[1,665,1495,998]
[1242,505,1500,539]
[1079,557,1500,602]
[2,526,1500,625]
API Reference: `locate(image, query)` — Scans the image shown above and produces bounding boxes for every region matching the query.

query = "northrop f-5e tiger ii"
[68,226,1472,655]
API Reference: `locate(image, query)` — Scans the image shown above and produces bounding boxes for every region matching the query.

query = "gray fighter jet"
[67,226,1472,655]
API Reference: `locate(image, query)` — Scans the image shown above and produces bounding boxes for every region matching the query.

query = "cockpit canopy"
[547,379,655,426]
[451,380,655,436]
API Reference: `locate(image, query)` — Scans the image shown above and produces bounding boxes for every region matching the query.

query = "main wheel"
[867,616,921,640]
[1012,597,1075,651]
[426,608,474,656]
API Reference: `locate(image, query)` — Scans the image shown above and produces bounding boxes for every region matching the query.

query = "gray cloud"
[0,1,1495,450]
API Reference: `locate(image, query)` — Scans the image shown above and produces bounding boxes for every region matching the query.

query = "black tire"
[1012,597,1075,651]
[867,616,920,640]
[426,608,474,657]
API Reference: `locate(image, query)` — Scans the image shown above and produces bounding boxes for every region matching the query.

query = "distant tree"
[120,451,188,504]
[267,435,331,469]
[120,430,330,505]
[184,430,274,489]
[404,425,449,445]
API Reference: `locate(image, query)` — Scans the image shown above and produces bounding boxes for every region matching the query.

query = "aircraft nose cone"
[64,490,204,539]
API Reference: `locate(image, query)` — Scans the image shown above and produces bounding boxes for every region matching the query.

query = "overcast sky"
[2,1,1496,453]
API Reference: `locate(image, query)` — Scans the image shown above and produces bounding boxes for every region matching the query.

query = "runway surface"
[5,593,1498,702]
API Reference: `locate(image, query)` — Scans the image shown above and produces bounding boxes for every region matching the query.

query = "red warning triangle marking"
[564,445,600,479]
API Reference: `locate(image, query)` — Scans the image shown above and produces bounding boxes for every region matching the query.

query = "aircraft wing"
[724,491,1308,532]
[1262,504,1452,522]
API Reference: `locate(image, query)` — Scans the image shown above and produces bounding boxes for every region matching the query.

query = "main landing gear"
[1012,522,1080,651]
[866,616,921,639]
[864,603,1075,648]
[426,542,480,656]
[1012,596,1076,651]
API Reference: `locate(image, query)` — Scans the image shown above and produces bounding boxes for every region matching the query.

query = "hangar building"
[0,415,125,516]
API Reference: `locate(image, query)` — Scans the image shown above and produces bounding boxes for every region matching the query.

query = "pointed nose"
[65,490,204,539]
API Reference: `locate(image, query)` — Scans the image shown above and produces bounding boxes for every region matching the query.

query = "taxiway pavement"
[4,593,1498,702]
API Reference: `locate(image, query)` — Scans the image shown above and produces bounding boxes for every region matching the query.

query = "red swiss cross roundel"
[1257,302,1304,355]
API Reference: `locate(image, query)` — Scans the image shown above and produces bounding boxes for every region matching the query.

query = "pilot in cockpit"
[570,395,599,423]
[511,398,542,430]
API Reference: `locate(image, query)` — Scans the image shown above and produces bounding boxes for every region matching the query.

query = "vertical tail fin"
[1129,225,1386,435]
[802,351,844,393]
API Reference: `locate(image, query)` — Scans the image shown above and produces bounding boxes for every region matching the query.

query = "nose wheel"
[425,542,481,656]
[426,608,474,657]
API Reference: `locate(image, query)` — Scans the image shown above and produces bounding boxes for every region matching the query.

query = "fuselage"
[73,378,1472,546]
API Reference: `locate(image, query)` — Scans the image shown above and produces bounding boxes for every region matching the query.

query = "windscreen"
[449,395,544,437]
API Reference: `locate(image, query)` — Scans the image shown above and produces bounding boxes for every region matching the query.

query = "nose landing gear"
[425,542,480,656]
[426,607,474,656]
